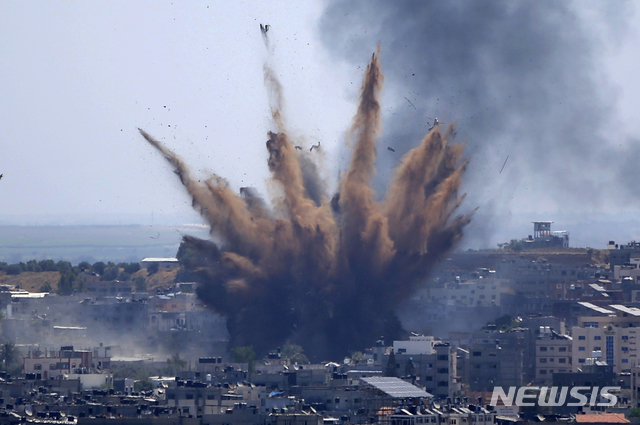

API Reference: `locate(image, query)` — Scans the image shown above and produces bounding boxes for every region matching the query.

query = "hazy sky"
[2,1,640,248]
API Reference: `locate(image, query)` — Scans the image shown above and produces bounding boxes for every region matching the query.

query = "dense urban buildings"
[2,235,640,423]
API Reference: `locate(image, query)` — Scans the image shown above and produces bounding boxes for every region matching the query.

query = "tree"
[101,266,119,281]
[77,261,92,272]
[165,353,187,376]
[57,271,76,295]
[38,259,57,271]
[5,264,21,276]
[134,276,147,292]
[25,260,41,272]
[385,350,398,377]
[118,271,131,281]
[0,342,20,375]
[231,346,256,374]
[123,262,141,274]
[91,261,106,275]
[56,261,72,274]
[147,262,159,275]
[281,344,309,364]
[349,351,365,365]
[39,281,52,293]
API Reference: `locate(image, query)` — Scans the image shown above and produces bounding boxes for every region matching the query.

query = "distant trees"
[121,262,141,274]
[281,344,309,364]
[77,261,92,272]
[165,353,187,376]
[0,259,151,295]
[57,272,76,296]
[231,346,256,374]
[91,261,106,275]
[134,276,147,292]
[385,350,398,377]
[146,262,159,275]
[0,342,21,375]
[5,264,21,275]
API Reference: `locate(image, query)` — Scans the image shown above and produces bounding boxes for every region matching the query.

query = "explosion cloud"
[140,49,472,360]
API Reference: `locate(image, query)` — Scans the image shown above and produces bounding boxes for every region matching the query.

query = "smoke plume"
[319,1,635,247]
[140,50,471,359]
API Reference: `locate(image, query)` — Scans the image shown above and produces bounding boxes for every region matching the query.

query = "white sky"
[1,1,640,247]
[0,0,357,225]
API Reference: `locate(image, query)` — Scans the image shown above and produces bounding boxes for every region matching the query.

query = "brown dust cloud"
[139,48,473,360]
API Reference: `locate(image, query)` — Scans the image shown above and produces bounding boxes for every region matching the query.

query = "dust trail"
[141,47,471,359]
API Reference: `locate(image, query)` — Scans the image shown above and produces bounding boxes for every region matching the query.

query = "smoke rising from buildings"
[140,50,471,359]
[319,1,636,246]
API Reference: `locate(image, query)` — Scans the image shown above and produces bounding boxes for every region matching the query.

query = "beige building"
[571,305,640,374]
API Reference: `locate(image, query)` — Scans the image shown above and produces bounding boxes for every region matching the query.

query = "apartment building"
[534,327,572,382]
[571,305,640,373]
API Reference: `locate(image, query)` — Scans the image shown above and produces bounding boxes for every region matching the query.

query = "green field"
[0,224,211,263]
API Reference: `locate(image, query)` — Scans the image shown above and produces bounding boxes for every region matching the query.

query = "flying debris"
[403,97,417,110]
[309,141,321,152]
[387,147,396,152]
[260,24,270,34]
[500,155,509,174]
[294,145,302,150]
[0,174,3,180]
[140,48,471,360]
[428,117,439,130]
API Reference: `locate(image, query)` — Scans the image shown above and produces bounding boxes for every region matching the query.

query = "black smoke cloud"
[319,1,635,245]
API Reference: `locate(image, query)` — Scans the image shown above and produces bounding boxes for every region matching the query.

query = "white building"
[393,335,435,355]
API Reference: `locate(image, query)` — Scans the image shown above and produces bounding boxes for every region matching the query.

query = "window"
[540,370,547,375]
[437,368,449,373]
[540,358,547,363]
[559,358,566,363]
[623,359,629,364]
[579,347,586,351]
[437,355,448,361]
[473,351,482,357]
[33,364,42,370]
[559,347,567,352]
[578,336,586,340]
[594,346,601,351]
[579,358,586,363]
[623,336,629,342]
[540,347,548,352]
[623,347,629,353]
[594,336,602,341]
[606,335,614,365]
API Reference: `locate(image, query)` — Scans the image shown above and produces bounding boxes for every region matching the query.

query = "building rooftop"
[361,377,433,399]
[574,413,629,424]
[609,304,640,316]
[577,302,614,315]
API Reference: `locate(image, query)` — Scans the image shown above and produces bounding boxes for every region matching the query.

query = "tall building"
[571,305,640,374]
